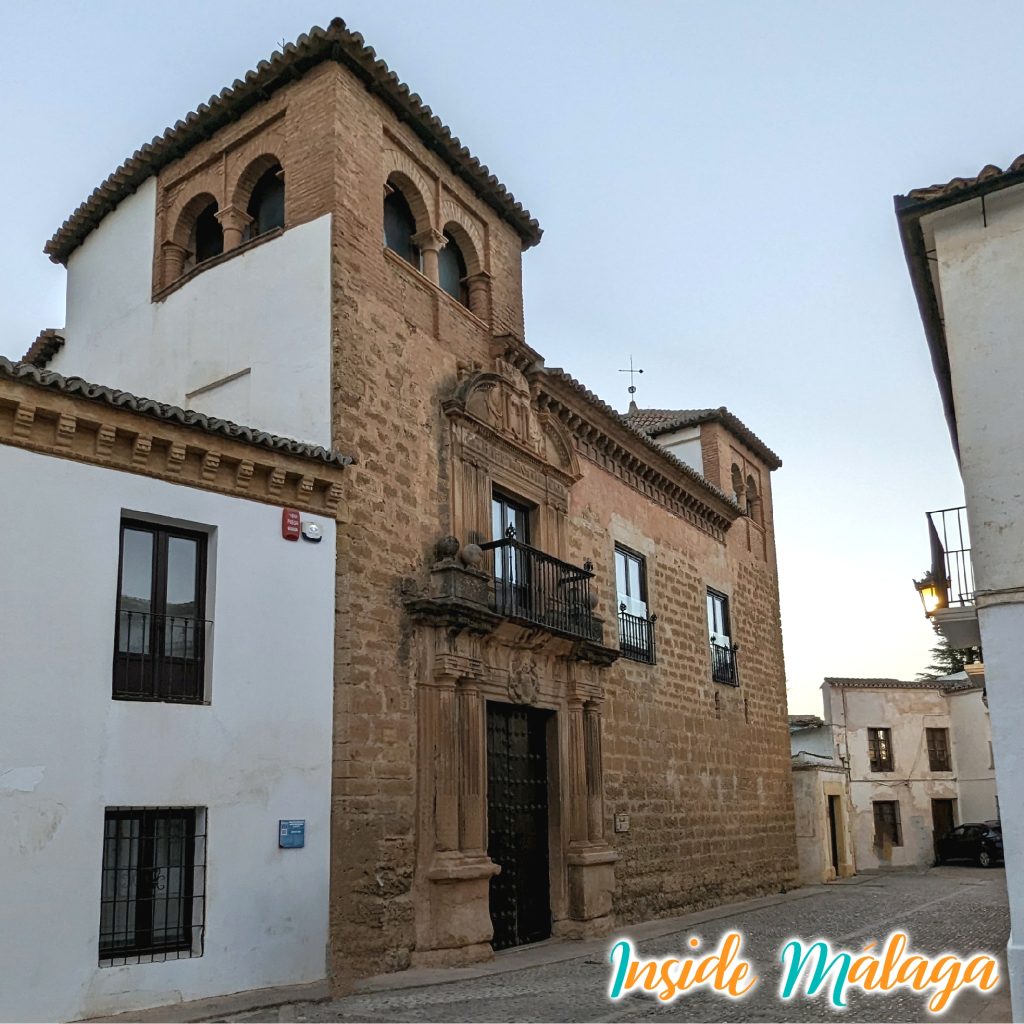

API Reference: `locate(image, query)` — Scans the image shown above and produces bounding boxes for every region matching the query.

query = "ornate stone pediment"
[443,356,581,485]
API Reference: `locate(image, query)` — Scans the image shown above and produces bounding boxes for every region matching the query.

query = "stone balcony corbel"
[403,536,502,635]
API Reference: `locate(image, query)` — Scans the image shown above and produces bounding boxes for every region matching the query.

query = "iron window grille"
[926,728,952,772]
[618,606,657,664]
[707,589,738,685]
[710,639,739,685]
[113,519,210,703]
[615,545,656,664]
[872,800,903,848]
[99,807,206,965]
[868,726,894,772]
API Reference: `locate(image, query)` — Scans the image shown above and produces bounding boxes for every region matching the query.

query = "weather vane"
[618,355,644,404]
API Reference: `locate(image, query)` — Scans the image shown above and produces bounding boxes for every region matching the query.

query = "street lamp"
[913,571,946,616]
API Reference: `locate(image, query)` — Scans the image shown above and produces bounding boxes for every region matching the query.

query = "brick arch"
[383,149,433,233]
[730,463,744,495]
[231,152,283,213]
[441,200,485,276]
[171,191,219,250]
[440,220,482,279]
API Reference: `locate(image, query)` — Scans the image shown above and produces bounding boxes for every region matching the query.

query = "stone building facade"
[35,18,797,989]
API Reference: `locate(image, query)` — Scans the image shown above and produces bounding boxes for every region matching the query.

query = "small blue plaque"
[278,819,305,849]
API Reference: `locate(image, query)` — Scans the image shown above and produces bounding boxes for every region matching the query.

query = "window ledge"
[383,246,490,331]
[154,226,285,303]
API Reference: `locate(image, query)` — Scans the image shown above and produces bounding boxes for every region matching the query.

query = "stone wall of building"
[310,60,798,980]
[568,440,797,921]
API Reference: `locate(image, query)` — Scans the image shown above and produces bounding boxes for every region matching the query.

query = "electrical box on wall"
[614,812,630,834]
[278,819,305,848]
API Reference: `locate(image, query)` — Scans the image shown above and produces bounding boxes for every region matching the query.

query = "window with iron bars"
[926,727,952,772]
[99,807,206,965]
[615,546,656,664]
[707,589,738,685]
[114,519,211,703]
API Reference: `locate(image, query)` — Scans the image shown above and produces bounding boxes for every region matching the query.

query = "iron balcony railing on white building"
[927,505,975,607]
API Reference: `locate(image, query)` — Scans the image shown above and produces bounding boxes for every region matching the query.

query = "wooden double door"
[486,702,552,950]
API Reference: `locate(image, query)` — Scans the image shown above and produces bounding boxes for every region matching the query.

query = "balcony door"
[491,492,532,617]
[114,520,207,702]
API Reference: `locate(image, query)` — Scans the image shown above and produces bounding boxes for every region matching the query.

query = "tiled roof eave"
[896,155,1024,216]
[0,357,354,467]
[627,407,782,470]
[535,367,742,531]
[44,18,541,265]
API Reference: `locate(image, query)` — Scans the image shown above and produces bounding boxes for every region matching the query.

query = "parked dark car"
[935,822,1003,867]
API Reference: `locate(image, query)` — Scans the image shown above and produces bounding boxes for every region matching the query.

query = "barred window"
[867,726,894,772]
[873,800,902,848]
[707,589,737,685]
[615,546,655,664]
[100,808,206,965]
[926,727,952,772]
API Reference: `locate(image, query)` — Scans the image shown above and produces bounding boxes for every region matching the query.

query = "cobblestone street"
[218,867,1010,1024]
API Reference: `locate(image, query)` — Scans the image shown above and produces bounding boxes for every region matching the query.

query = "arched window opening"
[731,464,745,505]
[192,201,224,264]
[384,184,420,268]
[246,164,284,238]
[746,474,761,523]
[438,230,468,306]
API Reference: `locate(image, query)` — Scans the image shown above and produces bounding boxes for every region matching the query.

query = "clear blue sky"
[6,1,1011,713]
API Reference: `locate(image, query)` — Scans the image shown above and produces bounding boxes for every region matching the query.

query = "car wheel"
[979,850,993,868]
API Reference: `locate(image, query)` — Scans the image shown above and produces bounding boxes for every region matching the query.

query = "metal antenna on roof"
[618,355,644,413]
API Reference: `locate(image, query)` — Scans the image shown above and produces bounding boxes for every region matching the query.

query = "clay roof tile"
[45,18,541,264]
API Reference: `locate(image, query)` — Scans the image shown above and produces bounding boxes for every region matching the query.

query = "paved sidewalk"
[188,868,1010,1023]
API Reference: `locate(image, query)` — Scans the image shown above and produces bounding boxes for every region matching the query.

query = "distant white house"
[823,676,996,871]
[0,359,349,1021]
[789,715,856,885]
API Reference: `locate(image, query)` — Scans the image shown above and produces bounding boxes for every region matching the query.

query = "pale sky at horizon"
[6,1,1009,714]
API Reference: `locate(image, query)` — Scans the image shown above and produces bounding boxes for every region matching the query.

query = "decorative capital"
[215,204,254,229]
[411,227,447,252]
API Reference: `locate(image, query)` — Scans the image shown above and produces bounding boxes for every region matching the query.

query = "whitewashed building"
[0,358,349,1021]
[823,676,996,871]
[789,715,856,885]
[897,155,1024,1017]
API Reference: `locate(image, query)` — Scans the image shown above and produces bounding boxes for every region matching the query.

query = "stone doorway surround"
[403,338,619,967]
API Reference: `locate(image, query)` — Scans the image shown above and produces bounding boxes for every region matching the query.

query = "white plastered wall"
[655,425,703,475]
[0,444,335,1022]
[49,180,332,447]
[928,186,1024,1019]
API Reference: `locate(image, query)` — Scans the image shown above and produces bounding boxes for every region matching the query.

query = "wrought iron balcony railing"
[480,534,599,642]
[710,640,739,686]
[927,506,974,607]
[618,606,657,664]
[113,611,211,703]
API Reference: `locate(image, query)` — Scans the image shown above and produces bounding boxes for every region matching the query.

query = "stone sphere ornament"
[460,543,484,569]
[435,535,460,562]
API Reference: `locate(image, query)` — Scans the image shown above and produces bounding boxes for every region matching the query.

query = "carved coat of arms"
[508,658,541,705]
